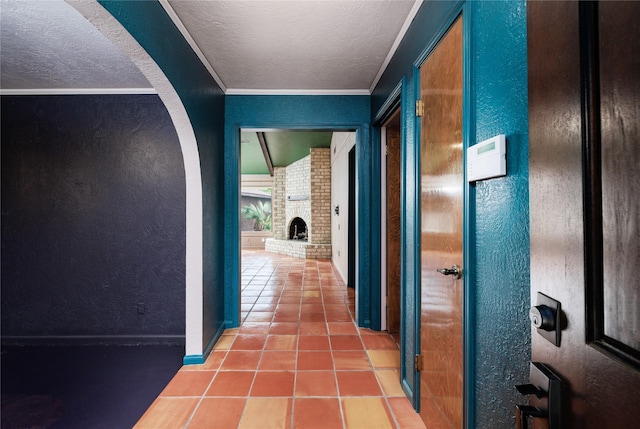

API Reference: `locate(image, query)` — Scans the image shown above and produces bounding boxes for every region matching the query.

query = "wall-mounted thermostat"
[467,134,506,182]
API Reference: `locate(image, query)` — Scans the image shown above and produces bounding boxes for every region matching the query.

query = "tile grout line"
[181,339,233,428]
[327,269,349,429]
[161,253,410,429]
[238,254,281,429]
[289,261,304,429]
[236,323,266,428]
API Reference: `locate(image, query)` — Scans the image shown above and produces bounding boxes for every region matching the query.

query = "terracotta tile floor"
[135,251,426,428]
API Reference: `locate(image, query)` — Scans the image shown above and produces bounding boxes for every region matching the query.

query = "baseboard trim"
[1,335,185,347]
[182,354,205,365]
[182,322,227,365]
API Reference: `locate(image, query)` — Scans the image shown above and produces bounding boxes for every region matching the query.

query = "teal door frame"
[373,78,422,407]
[392,2,475,418]
[223,95,375,331]
[224,122,370,328]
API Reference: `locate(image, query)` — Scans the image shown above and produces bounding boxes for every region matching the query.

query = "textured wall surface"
[1,95,185,341]
[225,95,370,126]
[266,148,332,259]
[272,167,287,240]
[285,156,311,235]
[370,0,530,425]
[281,149,331,244]
[470,2,530,427]
[309,148,332,244]
[264,239,332,259]
[101,0,226,356]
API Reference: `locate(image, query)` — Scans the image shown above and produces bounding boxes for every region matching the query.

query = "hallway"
[135,251,425,428]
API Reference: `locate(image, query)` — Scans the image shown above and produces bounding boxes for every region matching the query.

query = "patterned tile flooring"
[134,250,425,428]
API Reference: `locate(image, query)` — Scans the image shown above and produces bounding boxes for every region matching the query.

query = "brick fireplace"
[265,148,332,259]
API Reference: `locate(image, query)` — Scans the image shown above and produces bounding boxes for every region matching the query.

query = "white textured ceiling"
[165,0,419,93]
[0,0,420,94]
[0,0,151,91]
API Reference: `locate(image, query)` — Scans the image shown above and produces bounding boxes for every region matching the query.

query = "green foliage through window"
[241,201,272,231]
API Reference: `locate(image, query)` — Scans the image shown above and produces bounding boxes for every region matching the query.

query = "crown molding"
[0,88,157,96]
[158,0,227,92]
[225,88,370,96]
[369,0,423,93]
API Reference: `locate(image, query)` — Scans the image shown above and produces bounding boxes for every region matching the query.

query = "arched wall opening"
[69,0,204,359]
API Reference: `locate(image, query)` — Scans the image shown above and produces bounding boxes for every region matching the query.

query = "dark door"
[419,16,464,428]
[528,2,640,427]
[384,108,402,335]
[347,146,356,288]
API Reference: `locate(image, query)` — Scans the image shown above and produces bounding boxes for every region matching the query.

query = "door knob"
[436,265,462,279]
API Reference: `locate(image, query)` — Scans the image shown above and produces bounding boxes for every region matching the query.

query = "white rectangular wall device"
[467,134,506,182]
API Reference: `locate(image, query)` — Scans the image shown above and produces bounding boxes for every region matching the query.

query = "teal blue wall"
[224,95,372,327]
[100,1,226,362]
[372,1,530,427]
[469,2,530,427]
[105,1,530,424]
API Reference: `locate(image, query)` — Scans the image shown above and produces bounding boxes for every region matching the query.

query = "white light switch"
[467,134,506,182]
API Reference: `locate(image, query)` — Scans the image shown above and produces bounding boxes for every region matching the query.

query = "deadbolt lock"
[531,292,562,347]
[529,305,556,331]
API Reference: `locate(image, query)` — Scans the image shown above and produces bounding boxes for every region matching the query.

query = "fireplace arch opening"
[289,217,308,241]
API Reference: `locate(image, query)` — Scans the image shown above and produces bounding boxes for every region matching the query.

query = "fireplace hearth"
[289,217,308,241]
[265,148,332,259]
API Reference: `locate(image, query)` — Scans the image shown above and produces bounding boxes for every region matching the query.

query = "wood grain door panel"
[528,2,640,427]
[419,16,464,428]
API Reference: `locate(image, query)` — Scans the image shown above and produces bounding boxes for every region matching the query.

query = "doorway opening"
[347,146,356,289]
[238,129,357,324]
[381,108,402,337]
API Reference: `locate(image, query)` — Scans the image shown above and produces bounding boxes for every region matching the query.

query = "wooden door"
[384,109,402,335]
[528,2,640,427]
[419,16,464,428]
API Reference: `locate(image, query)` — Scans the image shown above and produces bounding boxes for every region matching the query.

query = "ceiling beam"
[257,132,274,176]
